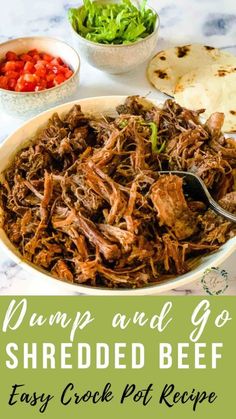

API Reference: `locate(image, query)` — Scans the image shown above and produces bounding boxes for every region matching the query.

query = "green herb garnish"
[118,120,128,128]
[156,139,166,154]
[68,0,157,45]
[148,122,158,153]
[142,122,166,154]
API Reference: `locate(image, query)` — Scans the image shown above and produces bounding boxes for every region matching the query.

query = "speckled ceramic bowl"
[0,96,236,295]
[0,37,80,118]
[69,3,159,74]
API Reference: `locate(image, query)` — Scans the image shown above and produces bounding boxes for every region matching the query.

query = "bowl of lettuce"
[68,0,159,74]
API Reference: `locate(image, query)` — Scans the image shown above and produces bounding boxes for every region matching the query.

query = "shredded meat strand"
[151,175,197,240]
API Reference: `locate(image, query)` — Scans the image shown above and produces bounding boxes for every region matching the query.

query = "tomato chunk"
[35,67,47,78]
[5,70,19,79]
[0,76,8,89]
[3,61,17,72]
[42,53,53,62]
[64,69,73,79]
[54,74,66,85]
[8,78,17,90]
[6,51,18,61]
[28,49,38,57]
[23,61,35,73]
[20,53,34,62]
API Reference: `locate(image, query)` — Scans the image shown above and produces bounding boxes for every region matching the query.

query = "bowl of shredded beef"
[0,96,236,294]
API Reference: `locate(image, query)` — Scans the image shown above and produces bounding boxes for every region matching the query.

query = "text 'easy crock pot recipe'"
[0,49,74,92]
[0,97,236,288]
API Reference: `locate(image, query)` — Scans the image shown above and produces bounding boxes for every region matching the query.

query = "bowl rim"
[0,95,236,295]
[68,4,160,49]
[0,36,80,96]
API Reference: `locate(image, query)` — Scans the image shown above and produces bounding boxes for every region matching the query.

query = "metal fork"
[159,170,236,223]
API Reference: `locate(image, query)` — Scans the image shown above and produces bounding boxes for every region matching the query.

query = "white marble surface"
[0,0,236,295]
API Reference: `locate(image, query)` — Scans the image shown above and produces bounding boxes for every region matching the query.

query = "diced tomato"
[20,53,34,62]
[35,79,47,91]
[26,82,37,92]
[54,74,66,85]
[50,58,61,67]
[14,61,24,70]
[23,61,35,73]
[42,53,53,62]
[2,61,16,72]
[35,67,46,78]
[15,76,35,92]
[23,74,34,83]
[64,69,73,79]
[27,49,38,57]
[50,65,61,75]
[46,72,55,82]
[55,57,64,65]
[15,75,25,92]
[8,78,17,90]
[5,70,18,79]
[0,76,8,89]
[47,80,54,89]
[1,48,73,92]
[58,65,66,74]
[32,54,41,62]
[6,51,18,61]
[23,73,39,83]
[34,60,46,69]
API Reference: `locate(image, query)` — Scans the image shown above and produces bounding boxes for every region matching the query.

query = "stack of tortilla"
[147,44,236,132]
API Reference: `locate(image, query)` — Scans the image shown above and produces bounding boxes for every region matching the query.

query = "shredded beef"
[0,97,235,288]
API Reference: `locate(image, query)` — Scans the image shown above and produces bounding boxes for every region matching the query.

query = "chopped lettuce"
[68,0,157,45]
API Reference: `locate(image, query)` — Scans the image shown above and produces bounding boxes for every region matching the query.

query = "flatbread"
[174,64,236,132]
[147,44,236,96]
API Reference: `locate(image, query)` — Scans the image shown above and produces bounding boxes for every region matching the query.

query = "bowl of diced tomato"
[0,36,80,117]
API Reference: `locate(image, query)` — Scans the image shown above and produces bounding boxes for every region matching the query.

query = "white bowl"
[0,36,80,118]
[69,4,159,74]
[0,96,236,295]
